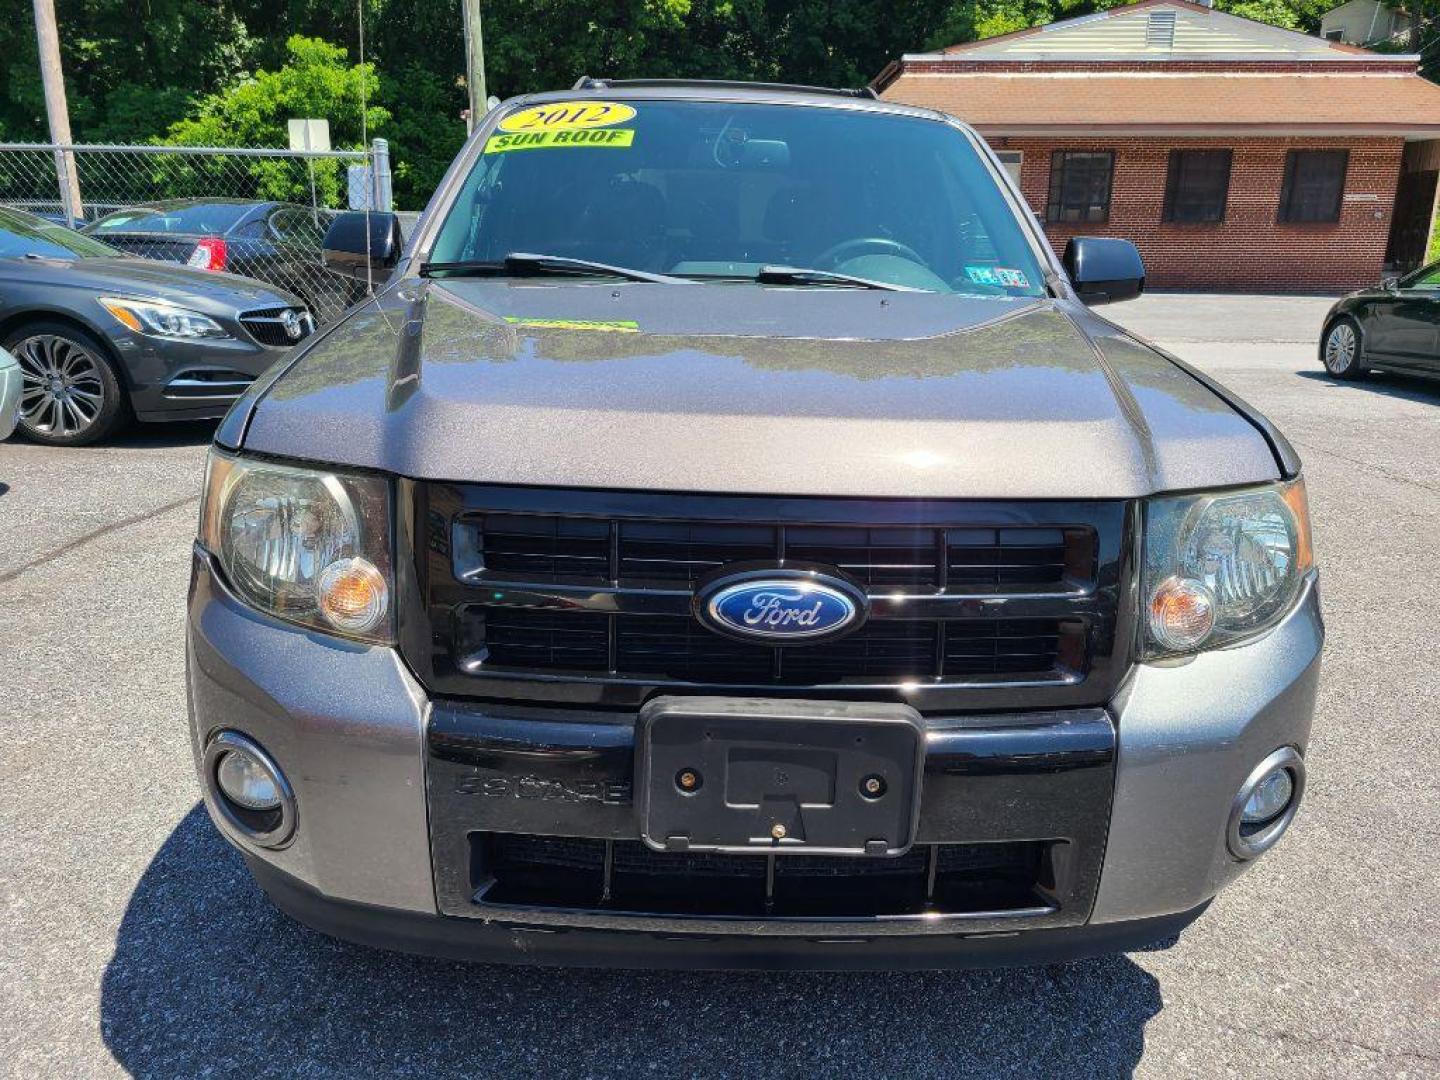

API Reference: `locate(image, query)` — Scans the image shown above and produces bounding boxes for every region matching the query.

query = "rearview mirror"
[1062,237,1145,306]
[322,211,403,283]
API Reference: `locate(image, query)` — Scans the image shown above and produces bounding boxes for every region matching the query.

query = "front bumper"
[186,548,1323,968]
[112,331,290,422]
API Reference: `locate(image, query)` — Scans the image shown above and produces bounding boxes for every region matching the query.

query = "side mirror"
[1062,237,1145,306]
[322,211,403,282]
[1381,277,1400,292]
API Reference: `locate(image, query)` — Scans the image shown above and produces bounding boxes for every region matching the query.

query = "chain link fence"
[0,141,393,325]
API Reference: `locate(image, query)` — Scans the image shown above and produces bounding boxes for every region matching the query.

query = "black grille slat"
[239,308,313,348]
[782,622,938,683]
[618,521,776,584]
[787,525,938,590]
[464,516,1085,594]
[466,607,1067,684]
[947,527,1071,590]
[616,617,774,683]
[476,609,610,670]
[475,834,1051,918]
[478,514,611,581]
[436,502,1112,698]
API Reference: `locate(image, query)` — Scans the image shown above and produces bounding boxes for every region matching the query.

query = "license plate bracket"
[636,696,924,856]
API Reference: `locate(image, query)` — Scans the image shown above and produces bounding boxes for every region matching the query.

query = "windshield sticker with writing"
[498,101,637,133]
[484,129,636,154]
[965,265,1029,289]
[503,316,640,333]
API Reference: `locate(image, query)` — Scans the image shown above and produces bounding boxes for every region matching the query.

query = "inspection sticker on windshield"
[498,101,637,133]
[485,128,635,154]
[965,265,1030,288]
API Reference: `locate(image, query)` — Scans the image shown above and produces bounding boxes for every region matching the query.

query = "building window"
[1279,150,1348,224]
[995,150,1024,189]
[1047,151,1114,224]
[1163,149,1232,223]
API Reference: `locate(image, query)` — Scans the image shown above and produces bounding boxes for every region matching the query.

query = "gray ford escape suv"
[187,81,1322,970]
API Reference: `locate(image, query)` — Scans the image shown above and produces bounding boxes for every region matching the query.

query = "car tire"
[1321,316,1368,381]
[5,321,130,446]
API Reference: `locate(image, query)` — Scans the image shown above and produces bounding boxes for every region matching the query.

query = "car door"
[268,207,345,319]
[1366,263,1440,366]
[1391,263,1440,371]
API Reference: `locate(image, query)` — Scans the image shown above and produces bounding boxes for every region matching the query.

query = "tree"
[164,35,388,205]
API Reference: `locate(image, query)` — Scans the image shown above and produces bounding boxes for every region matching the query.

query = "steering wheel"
[812,237,926,270]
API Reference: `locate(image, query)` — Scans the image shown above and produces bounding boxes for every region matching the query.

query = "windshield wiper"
[421,252,689,285]
[754,265,918,292]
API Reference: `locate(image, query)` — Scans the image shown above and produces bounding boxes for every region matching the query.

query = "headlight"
[99,296,229,339]
[1141,478,1313,658]
[199,449,394,642]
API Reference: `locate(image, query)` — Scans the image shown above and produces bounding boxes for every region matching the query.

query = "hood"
[4,256,300,311]
[239,279,1281,499]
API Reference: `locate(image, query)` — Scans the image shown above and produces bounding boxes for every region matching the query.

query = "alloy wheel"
[15,334,107,439]
[1323,321,1357,374]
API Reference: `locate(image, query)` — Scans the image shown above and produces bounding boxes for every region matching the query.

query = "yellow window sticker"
[503,317,640,333]
[484,128,635,154]
[498,101,637,134]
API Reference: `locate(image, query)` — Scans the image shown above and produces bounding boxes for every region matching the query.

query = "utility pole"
[462,0,487,134]
[32,0,83,222]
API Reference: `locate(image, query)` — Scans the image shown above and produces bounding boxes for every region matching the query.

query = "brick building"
[875,0,1440,291]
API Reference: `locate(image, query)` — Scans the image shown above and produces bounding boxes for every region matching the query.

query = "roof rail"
[572,76,877,99]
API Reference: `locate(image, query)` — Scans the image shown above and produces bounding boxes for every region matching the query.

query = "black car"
[84,199,360,322]
[1320,261,1440,379]
[0,206,311,445]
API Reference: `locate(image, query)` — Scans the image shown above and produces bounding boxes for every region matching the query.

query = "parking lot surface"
[1,293,1437,1078]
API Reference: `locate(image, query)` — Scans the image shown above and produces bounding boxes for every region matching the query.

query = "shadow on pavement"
[109,419,220,449]
[1296,369,1440,404]
[101,807,1166,1078]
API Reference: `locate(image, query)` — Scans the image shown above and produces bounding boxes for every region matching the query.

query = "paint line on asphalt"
[0,494,200,586]
[1288,439,1440,496]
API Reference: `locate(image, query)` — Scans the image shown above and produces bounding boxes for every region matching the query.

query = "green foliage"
[160,35,387,205]
[378,63,466,210]
[0,0,1434,208]
[165,36,387,149]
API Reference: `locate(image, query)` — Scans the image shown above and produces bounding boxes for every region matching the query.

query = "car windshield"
[429,99,1047,297]
[91,202,254,235]
[0,208,119,259]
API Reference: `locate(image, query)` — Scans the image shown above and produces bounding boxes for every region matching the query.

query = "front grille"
[240,308,314,347]
[465,514,1084,592]
[461,606,1076,684]
[472,833,1053,918]
[413,487,1128,711]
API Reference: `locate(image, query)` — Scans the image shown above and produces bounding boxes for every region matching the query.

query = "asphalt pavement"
[1,293,1437,1078]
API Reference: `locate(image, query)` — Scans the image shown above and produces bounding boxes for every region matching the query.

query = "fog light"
[1242,767,1293,826]
[216,747,282,810]
[203,731,296,848]
[1228,747,1305,860]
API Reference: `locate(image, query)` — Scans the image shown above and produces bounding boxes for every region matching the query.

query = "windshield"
[429,99,1046,296]
[0,208,119,259]
[91,202,254,235]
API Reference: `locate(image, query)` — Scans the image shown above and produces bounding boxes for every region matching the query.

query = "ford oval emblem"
[697,570,867,644]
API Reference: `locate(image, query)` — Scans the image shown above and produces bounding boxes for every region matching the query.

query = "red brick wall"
[987,135,1405,292]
